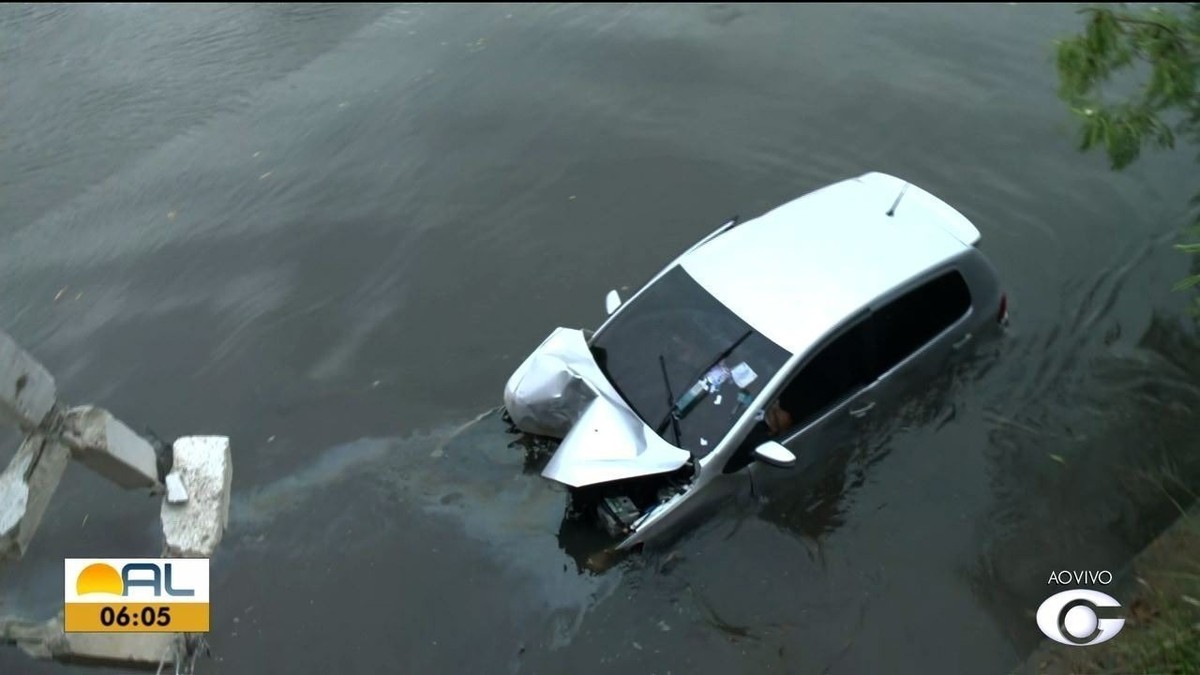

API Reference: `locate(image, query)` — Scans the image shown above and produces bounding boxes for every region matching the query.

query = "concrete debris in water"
[0,330,233,673]
[1,613,185,668]
[162,436,232,558]
[62,405,161,490]
[0,434,69,560]
[0,331,57,431]
[1,435,233,672]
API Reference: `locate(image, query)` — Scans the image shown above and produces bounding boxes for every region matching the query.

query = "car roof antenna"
[886,183,909,217]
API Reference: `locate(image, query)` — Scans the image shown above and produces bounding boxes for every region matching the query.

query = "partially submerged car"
[504,172,1007,550]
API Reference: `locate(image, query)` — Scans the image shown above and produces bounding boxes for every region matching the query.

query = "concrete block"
[57,631,183,667]
[0,434,70,561]
[0,331,57,430]
[1,613,183,667]
[161,436,232,557]
[63,406,160,489]
[0,613,57,660]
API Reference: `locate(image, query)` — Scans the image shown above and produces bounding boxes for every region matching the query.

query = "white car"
[504,172,1007,550]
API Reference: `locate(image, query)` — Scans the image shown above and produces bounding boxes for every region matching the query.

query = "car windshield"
[589,266,789,458]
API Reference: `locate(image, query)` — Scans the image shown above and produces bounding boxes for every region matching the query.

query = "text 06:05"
[99,606,171,627]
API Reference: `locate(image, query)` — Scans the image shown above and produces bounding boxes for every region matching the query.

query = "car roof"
[679,172,979,355]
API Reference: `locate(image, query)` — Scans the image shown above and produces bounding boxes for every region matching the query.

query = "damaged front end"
[503,327,690,486]
[503,327,695,542]
[584,465,693,539]
[502,327,604,439]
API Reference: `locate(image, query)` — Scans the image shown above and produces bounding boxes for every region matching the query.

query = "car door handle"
[849,401,875,418]
[952,332,973,350]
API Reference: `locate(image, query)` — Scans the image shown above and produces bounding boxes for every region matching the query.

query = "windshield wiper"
[654,328,754,444]
[655,354,683,447]
[689,328,753,393]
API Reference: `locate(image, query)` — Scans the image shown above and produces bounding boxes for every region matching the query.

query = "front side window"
[590,266,789,458]
[723,318,874,473]
[774,318,874,432]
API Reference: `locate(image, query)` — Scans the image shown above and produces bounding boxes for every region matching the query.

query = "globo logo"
[1036,589,1125,646]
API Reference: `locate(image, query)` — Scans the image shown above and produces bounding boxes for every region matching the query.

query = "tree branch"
[1078,7,1184,40]
[1111,15,1182,38]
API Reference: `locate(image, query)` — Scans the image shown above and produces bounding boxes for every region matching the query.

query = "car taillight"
[998,292,1009,324]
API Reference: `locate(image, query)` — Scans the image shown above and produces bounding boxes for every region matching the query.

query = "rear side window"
[864,270,971,378]
[733,269,970,456]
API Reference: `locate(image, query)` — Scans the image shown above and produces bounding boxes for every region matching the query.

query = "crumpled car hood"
[503,327,690,487]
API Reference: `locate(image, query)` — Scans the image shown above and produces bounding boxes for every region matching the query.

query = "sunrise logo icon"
[75,563,124,596]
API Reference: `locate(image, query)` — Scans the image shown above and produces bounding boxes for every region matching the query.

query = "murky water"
[2,4,1198,674]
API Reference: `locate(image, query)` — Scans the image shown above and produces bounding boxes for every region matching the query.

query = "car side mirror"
[605,290,622,315]
[753,441,796,468]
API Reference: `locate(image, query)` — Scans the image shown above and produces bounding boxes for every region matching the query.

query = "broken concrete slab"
[161,436,231,557]
[0,434,70,561]
[62,406,160,490]
[0,331,57,431]
[58,630,183,669]
[1,612,183,668]
[0,613,55,661]
[0,331,228,672]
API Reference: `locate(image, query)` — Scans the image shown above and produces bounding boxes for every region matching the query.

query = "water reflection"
[4,3,1200,672]
[226,411,620,614]
[501,412,632,573]
[751,343,1004,549]
[970,312,1200,652]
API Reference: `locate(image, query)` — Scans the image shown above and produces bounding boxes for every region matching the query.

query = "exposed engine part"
[656,480,689,504]
[511,414,698,543]
[596,495,640,537]
[572,460,695,540]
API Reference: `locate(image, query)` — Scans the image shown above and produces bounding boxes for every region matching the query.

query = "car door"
[740,313,879,487]
[734,269,976,498]
[853,268,976,427]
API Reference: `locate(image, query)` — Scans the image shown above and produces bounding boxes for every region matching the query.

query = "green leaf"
[1058,4,1200,314]
[1173,274,1200,291]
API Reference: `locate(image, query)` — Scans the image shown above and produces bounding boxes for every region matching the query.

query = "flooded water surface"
[2,4,1198,674]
